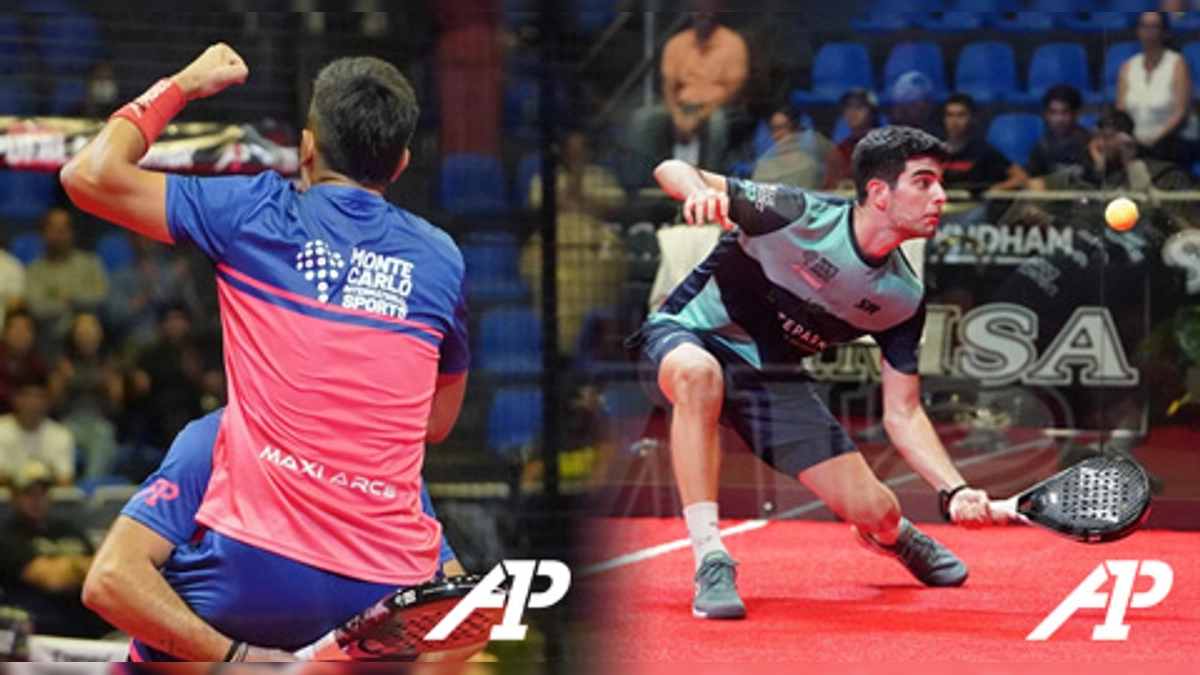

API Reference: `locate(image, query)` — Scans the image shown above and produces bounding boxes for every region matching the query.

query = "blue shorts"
[123,409,430,661]
[627,320,857,477]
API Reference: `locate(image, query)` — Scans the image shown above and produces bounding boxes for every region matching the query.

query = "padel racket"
[990,455,1152,543]
[294,575,500,661]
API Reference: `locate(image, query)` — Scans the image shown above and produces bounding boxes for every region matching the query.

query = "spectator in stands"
[104,233,203,351]
[750,104,830,189]
[821,88,879,190]
[1030,107,1193,193]
[24,208,108,363]
[70,61,120,119]
[626,4,749,184]
[0,459,112,639]
[49,312,123,480]
[521,134,628,358]
[0,309,49,415]
[1027,84,1092,178]
[0,247,24,328]
[1117,11,1199,167]
[887,70,940,137]
[941,93,1028,194]
[0,371,75,489]
[127,303,221,465]
[528,131,624,220]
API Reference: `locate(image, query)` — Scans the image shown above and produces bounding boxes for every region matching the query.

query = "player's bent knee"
[845,489,901,532]
[661,353,723,410]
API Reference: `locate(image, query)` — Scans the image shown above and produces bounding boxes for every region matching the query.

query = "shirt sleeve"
[120,411,220,545]
[726,177,810,236]
[166,173,285,261]
[439,281,471,375]
[872,301,927,375]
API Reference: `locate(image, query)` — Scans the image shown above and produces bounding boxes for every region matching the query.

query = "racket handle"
[989,497,1027,524]
[294,632,350,661]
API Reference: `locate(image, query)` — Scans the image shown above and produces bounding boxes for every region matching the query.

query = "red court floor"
[573,518,1200,662]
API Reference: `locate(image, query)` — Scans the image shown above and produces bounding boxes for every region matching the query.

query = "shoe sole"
[693,606,747,620]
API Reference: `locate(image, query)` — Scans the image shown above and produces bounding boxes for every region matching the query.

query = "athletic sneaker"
[854,518,969,587]
[693,551,747,619]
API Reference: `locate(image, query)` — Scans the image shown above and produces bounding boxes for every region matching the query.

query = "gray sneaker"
[855,518,968,587]
[692,551,747,619]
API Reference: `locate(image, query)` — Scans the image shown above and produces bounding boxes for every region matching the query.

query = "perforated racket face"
[1020,455,1152,542]
[334,575,501,661]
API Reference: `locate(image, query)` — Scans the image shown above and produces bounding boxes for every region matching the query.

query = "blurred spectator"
[0,459,111,639]
[1117,11,1199,167]
[528,132,624,220]
[1027,84,1091,178]
[941,93,1028,194]
[821,88,879,190]
[888,71,940,137]
[104,233,203,352]
[0,371,75,488]
[0,247,24,328]
[128,302,222,458]
[24,208,108,363]
[519,220,627,359]
[1030,107,1193,193]
[753,104,831,189]
[49,312,123,480]
[0,309,49,416]
[69,61,120,119]
[429,2,503,155]
[626,5,749,184]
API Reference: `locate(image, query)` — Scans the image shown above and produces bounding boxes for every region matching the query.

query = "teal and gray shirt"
[650,178,927,374]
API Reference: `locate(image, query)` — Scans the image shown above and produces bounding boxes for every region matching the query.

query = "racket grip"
[989,497,1026,523]
[294,633,350,661]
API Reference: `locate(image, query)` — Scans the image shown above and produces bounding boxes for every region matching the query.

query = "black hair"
[851,126,949,204]
[308,56,419,188]
[1097,106,1136,136]
[944,92,976,115]
[1042,83,1083,113]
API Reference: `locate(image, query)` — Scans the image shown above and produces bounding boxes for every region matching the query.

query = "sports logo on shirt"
[342,247,417,320]
[794,251,840,288]
[133,479,180,507]
[296,240,347,304]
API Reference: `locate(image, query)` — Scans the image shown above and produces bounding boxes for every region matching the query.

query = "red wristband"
[109,78,186,150]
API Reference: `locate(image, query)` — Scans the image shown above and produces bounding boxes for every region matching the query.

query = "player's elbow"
[60,152,107,211]
[81,556,121,615]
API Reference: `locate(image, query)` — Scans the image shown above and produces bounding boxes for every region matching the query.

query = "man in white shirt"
[0,371,75,488]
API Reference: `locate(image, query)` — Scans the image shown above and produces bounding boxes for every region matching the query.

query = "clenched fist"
[171,42,249,101]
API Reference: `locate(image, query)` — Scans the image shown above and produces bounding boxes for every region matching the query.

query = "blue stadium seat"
[1080,112,1099,130]
[515,153,542,209]
[993,12,1059,33]
[882,42,947,103]
[790,42,874,106]
[0,171,58,223]
[487,386,543,457]
[475,306,542,377]
[1104,0,1156,11]
[1183,42,1200,100]
[849,12,922,34]
[1065,12,1135,33]
[36,11,101,75]
[1166,12,1200,32]
[1103,41,1141,101]
[460,234,528,302]
[95,232,135,272]
[987,113,1046,167]
[920,12,989,33]
[51,78,86,116]
[1024,42,1099,107]
[954,41,1020,105]
[6,231,44,265]
[437,153,510,218]
[1028,0,1089,10]
[0,80,36,117]
[0,13,27,74]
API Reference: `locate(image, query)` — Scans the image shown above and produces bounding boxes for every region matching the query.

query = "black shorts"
[626,320,857,477]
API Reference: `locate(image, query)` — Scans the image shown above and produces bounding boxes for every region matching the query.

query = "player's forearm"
[884,410,968,492]
[655,160,712,201]
[83,552,235,661]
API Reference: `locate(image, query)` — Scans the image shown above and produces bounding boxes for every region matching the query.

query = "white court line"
[579,436,1053,578]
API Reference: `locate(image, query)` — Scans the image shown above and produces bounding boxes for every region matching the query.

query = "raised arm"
[653,159,734,229]
[60,43,248,243]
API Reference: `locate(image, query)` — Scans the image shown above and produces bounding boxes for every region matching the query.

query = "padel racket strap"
[938,484,971,522]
